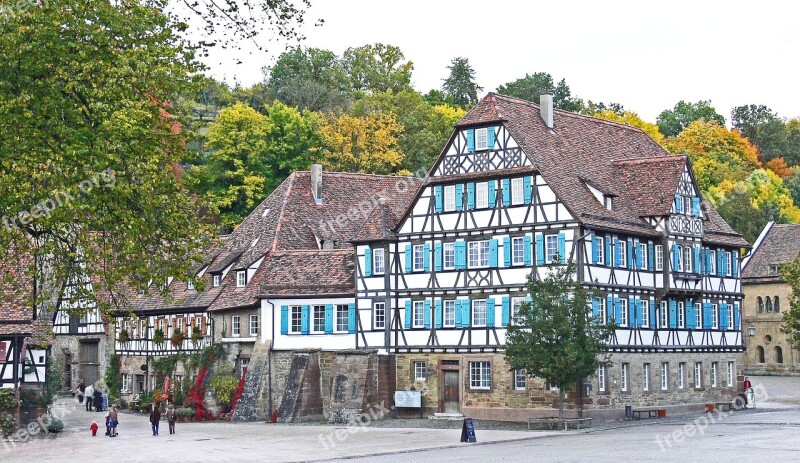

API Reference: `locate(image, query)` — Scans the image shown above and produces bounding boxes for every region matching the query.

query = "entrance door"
[442,370,460,413]
[64,354,72,391]
[79,342,99,385]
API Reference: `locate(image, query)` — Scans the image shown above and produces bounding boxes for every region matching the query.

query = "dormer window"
[475,127,488,150]
[187,280,195,290]
[212,274,221,287]
[236,271,246,288]
[604,196,613,210]
[768,264,780,276]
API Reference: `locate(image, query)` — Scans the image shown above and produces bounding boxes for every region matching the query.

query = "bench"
[528,416,593,431]
[631,408,663,420]
[713,402,733,412]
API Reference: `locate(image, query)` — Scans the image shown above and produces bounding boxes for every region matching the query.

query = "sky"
[200,0,800,123]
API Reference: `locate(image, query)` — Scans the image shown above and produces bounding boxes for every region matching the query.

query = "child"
[90,421,98,436]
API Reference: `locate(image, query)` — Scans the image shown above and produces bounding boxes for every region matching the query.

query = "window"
[709,251,716,275]
[212,274,221,287]
[618,240,627,268]
[514,369,527,390]
[766,297,773,312]
[336,305,349,332]
[684,247,692,273]
[290,306,302,334]
[596,236,605,264]
[661,363,669,391]
[511,178,524,205]
[413,245,425,272]
[443,185,456,212]
[621,363,629,392]
[598,365,606,392]
[727,304,734,329]
[414,362,427,381]
[655,245,663,271]
[231,315,241,336]
[475,127,488,150]
[122,374,131,393]
[413,301,425,328]
[643,364,650,391]
[176,317,184,336]
[373,248,385,274]
[768,264,780,275]
[136,375,145,394]
[240,358,250,378]
[695,303,702,329]
[236,271,246,287]
[604,196,613,210]
[678,363,685,389]
[757,296,764,313]
[619,298,628,327]
[443,243,455,270]
[660,301,668,328]
[775,296,781,312]
[598,297,608,325]
[641,300,649,327]
[695,362,702,388]
[639,243,647,269]
[312,306,325,333]
[249,315,258,336]
[677,302,685,328]
[711,362,718,387]
[727,361,734,387]
[757,346,765,363]
[675,245,683,272]
[511,237,525,265]
[469,361,491,390]
[443,300,456,327]
[712,304,719,329]
[546,235,559,264]
[187,280,195,290]
[374,302,385,329]
[468,241,490,268]
[472,300,487,327]
[776,346,784,364]
[512,297,525,324]
[476,182,489,209]
[726,252,732,276]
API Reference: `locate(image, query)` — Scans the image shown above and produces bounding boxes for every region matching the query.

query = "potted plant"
[118,328,130,344]
[153,328,165,346]
[191,325,203,345]
[170,329,185,347]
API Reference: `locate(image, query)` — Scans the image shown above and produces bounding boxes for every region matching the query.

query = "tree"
[785,171,800,206]
[317,111,404,175]
[784,119,800,166]
[765,157,793,179]
[781,254,800,351]
[340,43,413,95]
[505,262,615,420]
[713,191,772,245]
[593,110,665,146]
[497,72,583,112]
[731,104,790,163]
[656,100,725,137]
[265,47,348,112]
[441,57,482,109]
[0,0,209,313]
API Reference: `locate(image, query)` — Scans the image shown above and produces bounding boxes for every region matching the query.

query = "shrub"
[153,328,165,345]
[176,407,195,417]
[171,329,185,347]
[46,417,64,433]
[118,329,129,344]
[0,414,16,437]
[209,372,239,406]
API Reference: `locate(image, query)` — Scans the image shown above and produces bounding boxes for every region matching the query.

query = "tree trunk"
[558,388,565,421]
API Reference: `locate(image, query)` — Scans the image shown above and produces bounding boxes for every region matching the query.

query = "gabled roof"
[256,249,354,299]
[742,223,800,283]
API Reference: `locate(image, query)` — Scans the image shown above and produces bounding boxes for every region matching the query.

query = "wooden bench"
[528,416,593,431]
[631,408,663,419]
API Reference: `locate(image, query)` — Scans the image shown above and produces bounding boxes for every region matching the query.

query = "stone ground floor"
[2,375,797,462]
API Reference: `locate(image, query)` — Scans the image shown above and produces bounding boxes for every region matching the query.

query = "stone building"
[741,222,800,375]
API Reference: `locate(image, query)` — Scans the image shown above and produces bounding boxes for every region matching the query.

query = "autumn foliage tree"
[318,111,404,175]
[593,110,665,146]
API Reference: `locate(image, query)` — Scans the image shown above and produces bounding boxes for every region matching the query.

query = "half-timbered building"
[353,93,749,420]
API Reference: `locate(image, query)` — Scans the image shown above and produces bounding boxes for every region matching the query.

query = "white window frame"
[373,248,385,275]
[374,302,386,329]
[472,300,487,327]
[249,315,258,336]
[678,363,685,389]
[232,315,241,336]
[695,362,702,389]
[335,305,349,332]
[290,306,302,334]
[187,280,195,290]
[443,242,455,270]
[684,246,693,273]
[618,240,627,268]
[621,363,629,392]
[711,362,718,387]
[511,177,524,205]
[598,297,607,325]
[660,301,669,328]
[475,127,488,150]
[414,361,427,381]
[212,274,221,287]
[675,245,683,272]
[727,361,734,387]
[443,300,456,327]
[546,235,559,264]
[726,252,732,276]
[727,304,734,330]
[655,245,663,271]
[514,369,527,391]
[122,374,131,393]
[469,361,491,390]
[511,297,525,325]
[511,237,525,265]
[412,301,425,328]
[712,303,719,329]
[643,363,650,392]
[709,250,716,275]
[641,300,649,327]
[661,362,669,391]
[468,240,490,268]
[639,243,647,270]
[443,185,456,212]
[236,270,246,288]
[598,365,606,392]
[413,244,425,272]
[619,298,628,327]
[475,182,489,209]
[678,302,685,328]
[312,305,325,333]
[596,236,605,264]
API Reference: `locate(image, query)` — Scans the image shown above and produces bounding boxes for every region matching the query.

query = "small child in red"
[90,421,99,436]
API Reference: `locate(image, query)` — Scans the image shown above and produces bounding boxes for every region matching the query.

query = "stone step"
[428,413,464,421]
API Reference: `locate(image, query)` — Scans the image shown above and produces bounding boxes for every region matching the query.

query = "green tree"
[265,47,348,112]
[784,171,800,206]
[505,262,615,420]
[340,43,413,95]
[0,0,209,312]
[657,100,726,137]
[785,119,800,166]
[441,57,482,109]
[781,255,800,350]
[713,191,772,244]
[731,104,790,163]
[497,72,583,111]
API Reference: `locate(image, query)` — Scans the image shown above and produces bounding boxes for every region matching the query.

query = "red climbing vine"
[182,365,216,421]
[229,370,247,420]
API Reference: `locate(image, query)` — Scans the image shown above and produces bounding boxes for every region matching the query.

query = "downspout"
[266,299,275,420]
[573,229,592,418]
[380,199,394,407]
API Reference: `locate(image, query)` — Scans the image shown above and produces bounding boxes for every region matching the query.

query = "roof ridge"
[293,170,420,180]
[270,248,352,254]
[613,154,686,165]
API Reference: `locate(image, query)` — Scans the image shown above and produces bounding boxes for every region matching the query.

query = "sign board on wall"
[394,390,422,408]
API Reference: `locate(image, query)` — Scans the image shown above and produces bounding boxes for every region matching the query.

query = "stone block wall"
[743,281,800,375]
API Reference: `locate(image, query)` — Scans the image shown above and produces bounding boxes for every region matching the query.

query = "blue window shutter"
[434,186,443,213]
[364,248,372,277]
[423,300,431,329]
[720,302,729,329]
[627,239,634,268]
[606,237,613,267]
[692,197,700,216]
[467,183,475,209]
[423,243,431,272]
[456,240,466,269]
[523,176,532,205]
[716,251,723,276]
[455,299,462,328]
[732,252,739,277]
[463,299,471,327]
[280,305,289,335]
[503,237,512,267]
[701,249,707,275]
[487,126,495,149]
[535,234,545,265]
[591,235,599,264]
[629,296,635,327]
[348,303,356,333]
[672,244,679,272]
[634,240,642,269]
[703,303,712,329]
[614,239,621,267]
[591,298,599,323]
[524,235,532,266]
[405,244,413,273]
[455,184,463,210]
[489,239,499,268]
[435,300,443,329]
[502,179,511,206]
[614,297,622,323]
[734,302,740,330]
[693,246,700,274]
[668,300,677,328]
[607,296,614,322]
[486,298,495,327]
[686,300,695,329]
[301,305,310,335]
[502,296,511,326]
[324,304,333,334]
[635,298,643,328]
[648,242,654,270]
[466,129,475,153]
[558,232,566,263]
[649,298,656,328]
[488,180,496,207]
[405,300,413,329]
[675,194,682,212]
[434,242,443,272]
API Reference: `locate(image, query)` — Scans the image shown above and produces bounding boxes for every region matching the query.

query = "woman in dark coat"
[149,405,162,436]
[94,388,103,412]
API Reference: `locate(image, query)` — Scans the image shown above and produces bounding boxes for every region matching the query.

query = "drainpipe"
[266,299,275,420]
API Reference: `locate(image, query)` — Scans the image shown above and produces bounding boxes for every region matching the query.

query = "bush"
[0,414,16,437]
[46,417,64,433]
[176,407,195,417]
[209,372,239,406]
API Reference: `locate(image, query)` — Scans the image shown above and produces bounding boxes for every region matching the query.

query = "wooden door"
[442,370,460,413]
[79,342,99,385]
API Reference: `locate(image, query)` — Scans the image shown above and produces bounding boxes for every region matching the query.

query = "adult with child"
[166,404,177,435]
[85,382,95,411]
[107,405,119,437]
[150,404,162,436]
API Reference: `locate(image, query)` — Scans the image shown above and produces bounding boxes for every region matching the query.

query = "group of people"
[149,404,178,435]
[76,379,106,412]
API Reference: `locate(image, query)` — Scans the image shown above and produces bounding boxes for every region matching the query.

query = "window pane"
[313,306,325,332]
[443,300,456,327]
[476,182,488,208]
[546,235,558,263]
[443,243,455,269]
[472,300,487,326]
[512,237,524,265]
[413,245,424,271]
[413,301,425,327]
[511,178,524,205]
[336,305,348,331]
[444,185,456,212]
[374,303,385,329]
[373,248,385,274]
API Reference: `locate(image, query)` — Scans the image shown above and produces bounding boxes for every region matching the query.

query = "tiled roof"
[255,249,354,298]
[742,223,800,282]
[0,245,35,336]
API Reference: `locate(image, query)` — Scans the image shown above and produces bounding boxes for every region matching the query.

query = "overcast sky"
[200,0,800,123]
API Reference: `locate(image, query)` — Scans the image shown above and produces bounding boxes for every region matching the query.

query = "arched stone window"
[757,346,765,363]
[774,296,780,312]
[775,346,784,364]
[766,297,773,312]
[757,297,764,313]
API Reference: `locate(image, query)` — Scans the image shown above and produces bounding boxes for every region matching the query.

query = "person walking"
[166,404,177,435]
[107,405,119,437]
[149,404,162,436]
[77,379,86,404]
[94,387,103,412]
[85,383,95,411]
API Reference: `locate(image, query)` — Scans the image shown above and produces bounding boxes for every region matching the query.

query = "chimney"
[540,91,554,131]
[311,163,323,204]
